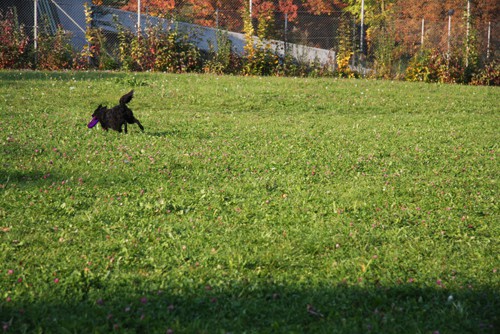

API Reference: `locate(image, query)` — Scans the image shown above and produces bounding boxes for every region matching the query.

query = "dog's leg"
[134,118,145,132]
[124,123,128,134]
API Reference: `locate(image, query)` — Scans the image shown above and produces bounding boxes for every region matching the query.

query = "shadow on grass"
[1,141,61,188]
[147,131,176,138]
[147,129,213,140]
[0,169,54,185]
[0,71,131,82]
[1,281,498,333]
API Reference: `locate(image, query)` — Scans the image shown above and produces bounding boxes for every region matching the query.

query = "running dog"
[88,90,144,133]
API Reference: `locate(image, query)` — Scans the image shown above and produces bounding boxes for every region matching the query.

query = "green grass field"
[1,71,499,333]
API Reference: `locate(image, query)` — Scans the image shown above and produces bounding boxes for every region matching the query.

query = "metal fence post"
[447,9,454,61]
[215,8,219,52]
[284,12,288,60]
[137,0,141,35]
[351,15,356,69]
[466,0,470,67]
[360,0,364,55]
[34,0,38,67]
[487,21,491,60]
[421,18,425,49]
[215,8,219,30]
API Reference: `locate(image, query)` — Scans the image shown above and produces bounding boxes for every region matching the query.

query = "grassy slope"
[1,71,499,333]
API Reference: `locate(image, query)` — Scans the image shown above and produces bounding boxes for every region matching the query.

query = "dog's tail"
[119,90,134,106]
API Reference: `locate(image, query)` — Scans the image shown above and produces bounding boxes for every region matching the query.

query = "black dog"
[88,90,144,133]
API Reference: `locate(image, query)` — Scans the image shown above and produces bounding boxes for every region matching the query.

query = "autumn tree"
[394,0,498,55]
[117,0,350,25]
[114,0,496,61]
[121,0,176,17]
[92,0,129,6]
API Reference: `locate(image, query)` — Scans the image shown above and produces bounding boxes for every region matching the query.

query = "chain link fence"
[100,0,498,66]
[1,0,498,78]
[104,1,360,64]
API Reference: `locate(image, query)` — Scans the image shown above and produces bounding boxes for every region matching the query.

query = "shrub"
[405,49,468,84]
[204,29,242,75]
[407,50,442,83]
[37,24,75,70]
[244,43,280,76]
[151,27,201,73]
[117,20,201,73]
[470,61,500,86]
[336,52,357,78]
[0,9,30,69]
[242,3,280,76]
[369,26,398,79]
[116,18,136,71]
[81,3,117,70]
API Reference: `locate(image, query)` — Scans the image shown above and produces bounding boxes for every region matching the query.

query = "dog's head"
[88,104,106,128]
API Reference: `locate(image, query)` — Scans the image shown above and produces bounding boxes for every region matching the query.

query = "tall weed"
[0,9,30,69]
[37,25,74,70]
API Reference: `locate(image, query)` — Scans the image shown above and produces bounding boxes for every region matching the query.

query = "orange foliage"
[278,0,298,21]
[122,0,176,16]
[302,0,336,15]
